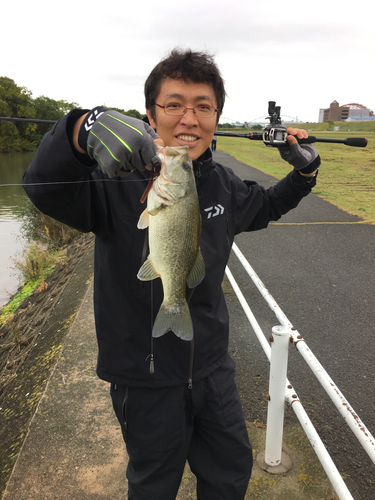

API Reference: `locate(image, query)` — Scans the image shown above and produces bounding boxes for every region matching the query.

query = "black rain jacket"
[23,110,316,388]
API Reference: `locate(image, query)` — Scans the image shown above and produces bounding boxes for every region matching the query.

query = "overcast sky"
[2,0,374,124]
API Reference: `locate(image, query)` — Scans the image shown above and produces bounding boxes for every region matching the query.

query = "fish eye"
[182,162,190,170]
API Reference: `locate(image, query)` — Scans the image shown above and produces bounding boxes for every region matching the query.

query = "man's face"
[146,78,218,161]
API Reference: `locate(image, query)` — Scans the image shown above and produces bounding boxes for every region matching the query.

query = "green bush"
[17,196,79,250]
[12,242,58,283]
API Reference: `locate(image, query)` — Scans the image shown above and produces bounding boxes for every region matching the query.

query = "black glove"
[78,107,160,177]
[278,142,320,174]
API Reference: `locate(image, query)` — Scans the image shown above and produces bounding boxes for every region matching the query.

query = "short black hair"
[144,48,226,123]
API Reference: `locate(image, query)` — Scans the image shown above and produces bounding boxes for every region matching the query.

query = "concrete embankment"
[0,234,95,496]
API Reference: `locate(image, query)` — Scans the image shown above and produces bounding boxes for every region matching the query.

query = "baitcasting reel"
[262,101,289,147]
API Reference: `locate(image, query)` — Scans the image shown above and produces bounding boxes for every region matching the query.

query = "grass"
[0,243,65,327]
[0,281,41,325]
[0,207,78,326]
[217,127,375,222]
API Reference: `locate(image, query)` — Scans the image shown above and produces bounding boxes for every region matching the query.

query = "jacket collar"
[193,148,214,178]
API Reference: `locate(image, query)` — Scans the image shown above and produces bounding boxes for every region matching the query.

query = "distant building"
[319,101,374,122]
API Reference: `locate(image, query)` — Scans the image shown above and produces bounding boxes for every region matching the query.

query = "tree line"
[0,77,145,153]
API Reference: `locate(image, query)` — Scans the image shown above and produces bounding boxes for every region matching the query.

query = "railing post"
[265,325,291,467]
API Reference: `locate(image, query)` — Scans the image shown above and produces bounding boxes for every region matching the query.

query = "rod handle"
[298,136,368,147]
[297,136,317,144]
[344,137,368,147]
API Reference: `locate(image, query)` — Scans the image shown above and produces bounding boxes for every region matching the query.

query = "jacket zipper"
[186,285,196,389]
[188,338,194,389]
[187,158,207,388]
[122,387,129,429]
[195,162,202,188]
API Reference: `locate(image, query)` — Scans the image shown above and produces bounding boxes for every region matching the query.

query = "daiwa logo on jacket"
[204,204,224,219]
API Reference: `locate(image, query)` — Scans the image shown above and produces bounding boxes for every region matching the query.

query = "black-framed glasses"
[155,102,217,118]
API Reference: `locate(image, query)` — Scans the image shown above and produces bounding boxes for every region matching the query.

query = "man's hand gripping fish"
[137,146,205,341]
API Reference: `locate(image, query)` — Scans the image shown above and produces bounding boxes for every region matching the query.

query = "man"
[23,49,319,500]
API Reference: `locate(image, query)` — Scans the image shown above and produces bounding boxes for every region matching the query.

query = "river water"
[0,152,35,307]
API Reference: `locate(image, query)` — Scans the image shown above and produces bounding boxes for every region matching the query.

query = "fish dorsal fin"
[137,208,150,229]
[137,256,159,281]
[186,249,205,288]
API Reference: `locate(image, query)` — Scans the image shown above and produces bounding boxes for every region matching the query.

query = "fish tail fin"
[152,302,193,341]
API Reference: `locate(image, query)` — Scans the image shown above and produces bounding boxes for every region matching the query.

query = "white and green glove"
[78,107,160,177]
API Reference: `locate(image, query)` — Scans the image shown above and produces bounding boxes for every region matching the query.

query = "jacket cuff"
[66,109,97,167]
[290,168,318,189]
[298,154,321,174]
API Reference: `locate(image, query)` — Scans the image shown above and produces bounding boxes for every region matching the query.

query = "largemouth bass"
[137,146,205,341]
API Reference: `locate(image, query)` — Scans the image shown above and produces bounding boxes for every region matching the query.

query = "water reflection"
[0,152,35,307]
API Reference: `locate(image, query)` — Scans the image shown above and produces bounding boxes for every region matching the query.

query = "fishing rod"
[216,101,368,148]
[0,117,57,124]
[1,101,369,147]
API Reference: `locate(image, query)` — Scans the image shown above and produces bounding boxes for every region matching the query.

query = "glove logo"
[204,204,224,219]
[84,109,105,132]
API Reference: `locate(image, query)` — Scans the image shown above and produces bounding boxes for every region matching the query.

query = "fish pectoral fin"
[147,194,164,216]
[152,302,193,341]
[186,249,205,288]
[137,257,159,281]
[137,208,150,229]
[148,206,162,216]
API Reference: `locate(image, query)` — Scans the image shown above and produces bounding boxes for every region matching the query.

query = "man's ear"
[146,109,157,130]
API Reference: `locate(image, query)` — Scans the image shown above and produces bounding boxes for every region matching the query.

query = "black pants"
[110,355,253,500]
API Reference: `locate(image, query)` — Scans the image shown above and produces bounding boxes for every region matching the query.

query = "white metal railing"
[226,242,375,500]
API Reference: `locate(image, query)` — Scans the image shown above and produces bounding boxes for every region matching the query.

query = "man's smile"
[176,135,199,143]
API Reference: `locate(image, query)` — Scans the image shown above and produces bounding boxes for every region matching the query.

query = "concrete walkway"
[3,150,364,499]
[3,279,131,500]
[3,278,338,500]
